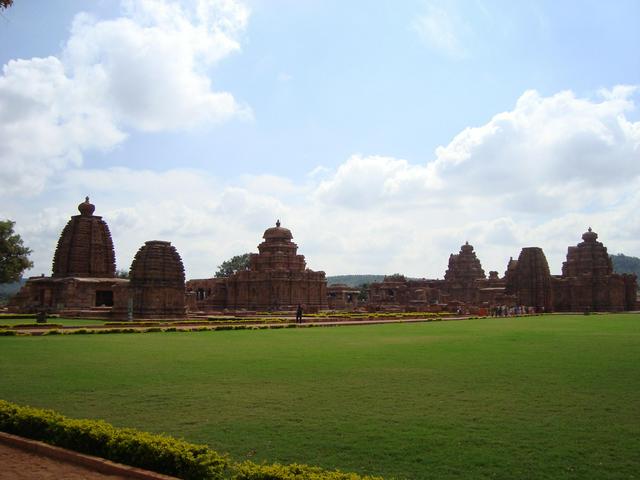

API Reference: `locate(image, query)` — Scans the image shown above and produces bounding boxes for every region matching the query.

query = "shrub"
[69,329,89,335]
[42,329,62,335]
[0,329,17,336]
[12,323,64,328]
[231,461,383,480]
[0,401,384,480]
[0,400,228,479]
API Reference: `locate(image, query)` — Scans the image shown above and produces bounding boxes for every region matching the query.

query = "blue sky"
[1,0,639,279]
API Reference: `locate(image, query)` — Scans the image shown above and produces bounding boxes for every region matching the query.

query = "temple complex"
[367,233,637,313]
[187,221,327,311]
[7,198,637,316]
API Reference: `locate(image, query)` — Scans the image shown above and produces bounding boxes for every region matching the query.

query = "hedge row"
[0,399,227,479]
[0,400,383,480]
[2,323,326,337]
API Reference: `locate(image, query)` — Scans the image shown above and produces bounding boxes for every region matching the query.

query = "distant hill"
[0,278,26,304]
[326,275,385,287]
[610,254,640,278]
[0,278,25,295]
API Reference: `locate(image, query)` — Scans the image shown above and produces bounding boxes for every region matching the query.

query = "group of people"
[492,305,541,317]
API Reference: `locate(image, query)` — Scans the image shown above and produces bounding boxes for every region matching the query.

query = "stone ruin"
[327,284,361,310]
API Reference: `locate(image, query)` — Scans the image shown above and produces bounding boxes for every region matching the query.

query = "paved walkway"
[0,442,126,479]
[0,433,177,480]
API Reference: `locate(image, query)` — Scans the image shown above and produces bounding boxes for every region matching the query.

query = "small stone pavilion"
[187,221,327,311]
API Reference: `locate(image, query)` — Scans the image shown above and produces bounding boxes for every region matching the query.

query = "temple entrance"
[95,290,114,307]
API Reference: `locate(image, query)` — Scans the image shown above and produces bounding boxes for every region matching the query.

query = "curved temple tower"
[125,240,186,319]
[506,247,553,312]
[52,197,116,278]
[8,198,126,313]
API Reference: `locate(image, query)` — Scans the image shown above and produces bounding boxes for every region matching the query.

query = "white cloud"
[0,0,251,195]
[7,87,640,280]
[412,5,467,58]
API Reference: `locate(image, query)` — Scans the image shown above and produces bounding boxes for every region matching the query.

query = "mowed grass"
[1,314,639,479]
[0,317,108,327]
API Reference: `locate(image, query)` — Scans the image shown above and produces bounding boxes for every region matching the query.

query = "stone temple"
[551,228,636,312]
[187,221,327,311]
[113,240,186,319]
[9,198,128,314]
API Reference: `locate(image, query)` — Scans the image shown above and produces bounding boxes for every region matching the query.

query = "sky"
[0,0,639,280]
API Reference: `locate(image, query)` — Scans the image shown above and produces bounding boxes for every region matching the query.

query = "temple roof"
[78,196,95,216]
[263,219,293,241]
[582,227,598,243]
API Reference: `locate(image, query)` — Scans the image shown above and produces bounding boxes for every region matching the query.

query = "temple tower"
[553,228,635,312]
[225,221,327,311]
[508,247,553,311]
[52,197,116,278]
[444,242,486,304]
[128,240,186,318]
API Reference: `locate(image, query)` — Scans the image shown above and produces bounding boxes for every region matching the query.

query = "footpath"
[0,432,177,479]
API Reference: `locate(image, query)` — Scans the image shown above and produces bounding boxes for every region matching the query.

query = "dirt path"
[0,442,126,479]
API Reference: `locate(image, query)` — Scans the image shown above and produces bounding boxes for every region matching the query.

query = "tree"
[357,283,369,302]
[0,1,13,10]
[215,253,251,278]
[0,220,33,283]
[116,269,130,279]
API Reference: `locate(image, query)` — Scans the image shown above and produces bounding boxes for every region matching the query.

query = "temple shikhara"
[8,198,638,318]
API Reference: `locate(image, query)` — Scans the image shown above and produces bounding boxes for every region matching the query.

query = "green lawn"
[0,317,108,327]
[1,314,638,479]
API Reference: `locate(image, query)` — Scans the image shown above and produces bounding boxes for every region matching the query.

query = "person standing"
[296,304,303,323]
